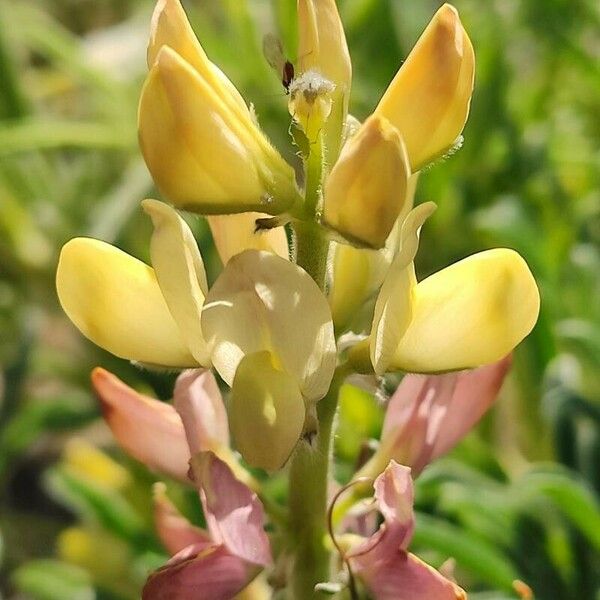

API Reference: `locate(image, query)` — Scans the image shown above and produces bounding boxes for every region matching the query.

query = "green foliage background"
[0,0,599,598]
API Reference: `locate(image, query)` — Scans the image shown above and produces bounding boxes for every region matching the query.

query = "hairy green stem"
[294,221,329,292]
[288,366,349,599]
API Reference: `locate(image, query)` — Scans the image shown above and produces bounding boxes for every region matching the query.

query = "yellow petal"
[207,213,289,265]
[323,115,410,249]
[329,174,419,332]
[56,238,196,367]
[139,46,299,215]
[297,0,352,162]
[370,203,437,374]
[389,248,540,373]
[230,351,305,472]
[375,4,475,171]
[201,250,336,401]
[142,199,211,365]
[147,0,249,117]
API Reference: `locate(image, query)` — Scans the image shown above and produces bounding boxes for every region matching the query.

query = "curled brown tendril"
[326,476,374,600]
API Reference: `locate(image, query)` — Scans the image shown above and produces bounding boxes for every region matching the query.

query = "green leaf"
[413,513,519,591]
[0,395,97,474]
[44,467,146,544]
[519,468,600,552]
[12,560,95,600]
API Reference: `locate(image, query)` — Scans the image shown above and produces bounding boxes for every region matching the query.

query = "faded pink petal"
[353,551,467,600]
[349,461,466,600]
[143,542,257,600]
[430,355,512,459]
[381,355,511,474]
[92,368,190,482]
[174,369,230,453]
[153,482,211,555]
[191,452,272,567]
[349,462,414,558]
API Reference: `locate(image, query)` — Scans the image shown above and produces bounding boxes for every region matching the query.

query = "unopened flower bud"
[323,115,410,249]
[297,0,352,161]
[375,4,475,171]
[288,70,335,142]
[139,48,299,215]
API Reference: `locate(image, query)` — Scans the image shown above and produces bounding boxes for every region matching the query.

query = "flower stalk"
[288,365,350,598]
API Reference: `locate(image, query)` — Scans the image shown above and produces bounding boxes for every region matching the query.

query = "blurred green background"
[0,0,599,598]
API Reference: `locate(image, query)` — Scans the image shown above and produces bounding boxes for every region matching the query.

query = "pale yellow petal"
[56,238,196,367]
[370,203,437,374]
[297,0,352,162]
[207,213,289,265]
[390,248,540,372]
[329,173,419,332]
[323,115,410,249]
[142,199,211,365]
[147,0,249,117]
[139,47,298,214]
[230,351,305,472]
[201,250,336,401]
[376,4,475,171]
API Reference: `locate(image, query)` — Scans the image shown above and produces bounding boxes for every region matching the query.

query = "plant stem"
[294,221,329,292]
[288,366,348,599]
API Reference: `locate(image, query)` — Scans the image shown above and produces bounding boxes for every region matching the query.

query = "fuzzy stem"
[288,366,349,598]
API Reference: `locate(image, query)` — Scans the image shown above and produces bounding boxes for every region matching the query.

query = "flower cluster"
[55,0,540,598]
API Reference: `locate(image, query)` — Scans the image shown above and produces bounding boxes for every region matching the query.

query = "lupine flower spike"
[56,0,541,597]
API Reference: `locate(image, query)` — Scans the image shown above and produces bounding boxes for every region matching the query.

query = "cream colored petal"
[375,4,475,171]
[147,0,249,117]
[207,213,289,265]
[390,248,540,373]
[201,250,336,401]
[370,203,437,374]
[142,199,210,365]
[56,238,196,367]
[323,115,410,249]
[139,47,298,215]
[230,351,305,472]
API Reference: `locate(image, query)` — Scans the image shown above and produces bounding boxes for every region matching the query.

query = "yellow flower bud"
[323,115,411,249]
[329,174,419,332]
[297,0,351,92]
[375,4,475,171]
[230,351,305,472]
[147,0,248,117]
[297,0,352,161]
[139,46,299,215]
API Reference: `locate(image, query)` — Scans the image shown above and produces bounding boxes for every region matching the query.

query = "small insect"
[263,33,295,94]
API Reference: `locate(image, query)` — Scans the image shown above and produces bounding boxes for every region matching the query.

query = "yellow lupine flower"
[323,115,411,249]
[201,249,336,402]
[146,0,290,262]
[375,3,475,171]
[56,236,196,368]
[369,204,540,374]
[139,0,300,215]
[296,0,352,160]
[63,439,130,490]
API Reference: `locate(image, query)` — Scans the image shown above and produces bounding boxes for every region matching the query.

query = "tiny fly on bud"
[263,33,294,93]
